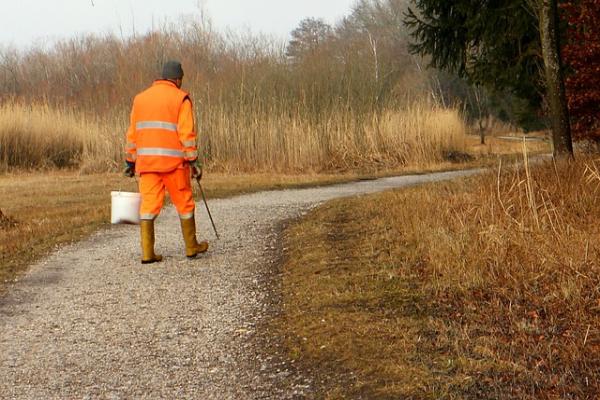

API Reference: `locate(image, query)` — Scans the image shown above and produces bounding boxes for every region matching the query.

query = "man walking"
[124,60,208,264]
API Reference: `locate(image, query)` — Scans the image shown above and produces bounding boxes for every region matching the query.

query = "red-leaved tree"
[562,0,600,141]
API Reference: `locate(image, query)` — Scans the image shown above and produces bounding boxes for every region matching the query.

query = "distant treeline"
[0,1,437,114]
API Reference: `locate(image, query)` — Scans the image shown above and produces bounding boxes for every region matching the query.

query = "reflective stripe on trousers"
[180,212,194,220]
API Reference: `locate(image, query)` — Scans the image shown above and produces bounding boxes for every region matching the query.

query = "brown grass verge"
[280,154,599,399]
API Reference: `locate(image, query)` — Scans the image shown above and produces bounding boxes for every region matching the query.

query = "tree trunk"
[474,87,486,145]
[538,0,574,157]
[479,120,486,145]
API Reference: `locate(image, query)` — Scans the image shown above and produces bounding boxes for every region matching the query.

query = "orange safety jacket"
[125,80,198,173]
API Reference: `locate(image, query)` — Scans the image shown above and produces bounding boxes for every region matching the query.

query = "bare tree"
[472,86,489,145]
[286,18,333,62]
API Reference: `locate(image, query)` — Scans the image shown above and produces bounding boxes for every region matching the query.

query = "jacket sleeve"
[125,108,137,163]
[178,98,198,163]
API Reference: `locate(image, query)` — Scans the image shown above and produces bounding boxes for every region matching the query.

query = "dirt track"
[0,169,479,399]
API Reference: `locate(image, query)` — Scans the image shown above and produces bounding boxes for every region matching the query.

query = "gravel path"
[0,169,480,399]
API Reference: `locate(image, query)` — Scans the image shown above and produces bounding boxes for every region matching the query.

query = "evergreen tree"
[406,0,573,156]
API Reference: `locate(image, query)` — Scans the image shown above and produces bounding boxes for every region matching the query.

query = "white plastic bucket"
[111,191,142,225]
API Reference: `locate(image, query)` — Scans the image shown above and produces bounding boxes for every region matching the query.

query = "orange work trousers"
[139,165,195,221]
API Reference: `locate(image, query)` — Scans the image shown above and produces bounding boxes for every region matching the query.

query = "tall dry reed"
[0,102,124,172]
[0,100,467,173]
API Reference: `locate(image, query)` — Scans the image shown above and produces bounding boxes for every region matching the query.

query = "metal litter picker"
[195,177,220,239]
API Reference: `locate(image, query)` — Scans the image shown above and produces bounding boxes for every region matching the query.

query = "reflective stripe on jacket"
[125,80,198,173]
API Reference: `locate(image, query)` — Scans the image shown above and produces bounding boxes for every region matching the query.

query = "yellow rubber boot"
[180,216,209,258]
[140,220,163,264]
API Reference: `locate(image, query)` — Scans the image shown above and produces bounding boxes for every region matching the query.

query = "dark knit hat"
[162,60,184,80]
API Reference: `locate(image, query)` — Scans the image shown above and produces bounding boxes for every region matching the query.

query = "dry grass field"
[0,171,377,289]
[281,153,599,399]
[466,131,550,156]
[0,127,551,291]
[0,97,486,288]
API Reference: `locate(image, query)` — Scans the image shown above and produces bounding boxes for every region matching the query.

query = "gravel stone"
[0,170,479,399]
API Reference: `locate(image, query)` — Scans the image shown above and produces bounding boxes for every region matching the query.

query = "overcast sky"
[0,0,358,48]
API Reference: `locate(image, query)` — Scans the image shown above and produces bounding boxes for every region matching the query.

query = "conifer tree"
[406,0,574,156]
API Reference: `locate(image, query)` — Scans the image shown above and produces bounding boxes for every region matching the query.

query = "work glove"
[124,161,136,178]
[189,160,203,181]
